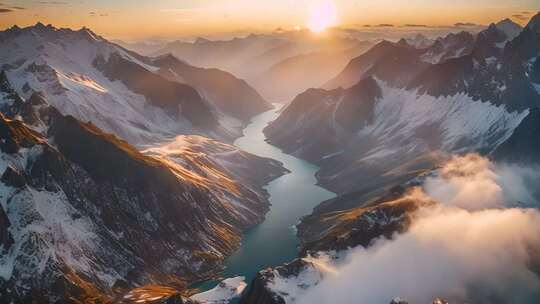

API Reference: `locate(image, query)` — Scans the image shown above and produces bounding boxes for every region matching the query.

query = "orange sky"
[0,0,537,40]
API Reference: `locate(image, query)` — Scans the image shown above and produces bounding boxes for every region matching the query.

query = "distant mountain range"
[136,30,373,102]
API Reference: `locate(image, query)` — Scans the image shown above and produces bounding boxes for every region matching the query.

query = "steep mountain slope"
[0,23,270,145]
[323,41,428,90]
[153,54,271,121]
[496,18,523,40]
[267,15,540,194]
[0,78,286,302]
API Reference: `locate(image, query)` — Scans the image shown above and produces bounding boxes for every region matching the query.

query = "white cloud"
[289,154,540,304]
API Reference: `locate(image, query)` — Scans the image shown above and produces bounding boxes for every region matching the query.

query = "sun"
[307,1,338,33]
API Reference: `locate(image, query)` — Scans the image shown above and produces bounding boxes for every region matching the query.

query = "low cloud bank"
[295,154,540,304]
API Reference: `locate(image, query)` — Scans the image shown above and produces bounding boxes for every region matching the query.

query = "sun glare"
[307,1,338,33]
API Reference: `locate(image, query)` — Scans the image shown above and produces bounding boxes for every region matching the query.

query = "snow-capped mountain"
[0,75,286,302]
[495,18,523,40]
[0,23,271,145]
[266,13,540,195]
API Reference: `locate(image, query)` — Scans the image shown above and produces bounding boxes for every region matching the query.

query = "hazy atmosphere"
[1,1,540,303]
[1,0,538,39]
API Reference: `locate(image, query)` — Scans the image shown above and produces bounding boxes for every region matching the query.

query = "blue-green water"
[196,105,336,302]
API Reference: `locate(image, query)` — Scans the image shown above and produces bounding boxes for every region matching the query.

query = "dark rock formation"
[94,53,216,128]
[154,54,271,121]
[240,259,313,304]
[298,185,432,255]
[492,108,540,164]
[324,41,427,90]
[1,166,26,188]
[265,77,381,162]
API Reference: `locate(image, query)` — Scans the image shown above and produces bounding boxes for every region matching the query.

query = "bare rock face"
[1,166,26,188]
[492,108,540,164]
[240,259,313,304]
[298,189,430,255]
[264,76,381,163]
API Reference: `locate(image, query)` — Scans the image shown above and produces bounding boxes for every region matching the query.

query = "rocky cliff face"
[265,77,381,163]
[492,108,540,164]
[0,73,286,302]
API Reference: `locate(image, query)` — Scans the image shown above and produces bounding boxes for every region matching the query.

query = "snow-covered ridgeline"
[0,27,202,145]
[354,82,528,163]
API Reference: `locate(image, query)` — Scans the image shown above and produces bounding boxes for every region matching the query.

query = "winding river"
[197,104,336,301]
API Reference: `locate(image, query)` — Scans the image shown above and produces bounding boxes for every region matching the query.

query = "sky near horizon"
[0,0,538,40]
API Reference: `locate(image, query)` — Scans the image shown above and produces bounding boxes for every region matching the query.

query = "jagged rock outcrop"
[265,77,381,163]
[324,40,428,90]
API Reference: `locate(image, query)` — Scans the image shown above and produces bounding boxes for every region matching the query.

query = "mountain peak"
[495,18,523,39]
[32,22,55,32]
[76,26,101,41]
[526,11,540,33]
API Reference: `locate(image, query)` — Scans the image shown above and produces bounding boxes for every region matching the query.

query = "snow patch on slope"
[356,83,528,163]
[191,276,247,304]
[0,144,121,287]
[0,26,201,146]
